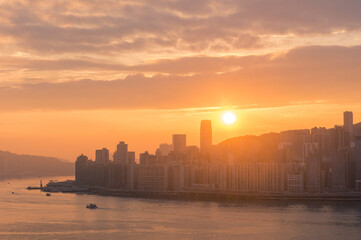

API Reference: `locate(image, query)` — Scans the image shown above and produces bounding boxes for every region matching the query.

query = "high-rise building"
[126,151,136,165]
[331,126,346,152]
[95,148,109,164]
[344,111,354,143]
[139,151,157,165]
[331,147,350,190]
[155,143,172,156]
[75,154,89,183]
[355,137,361,190]
[200,120,212,156]
[280,129,310,162]
[304,143,321,192]
[115,141,128,164]
[137,165,168,191]
[172,134,186,153]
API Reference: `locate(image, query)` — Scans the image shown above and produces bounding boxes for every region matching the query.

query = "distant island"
[0,150,74,180]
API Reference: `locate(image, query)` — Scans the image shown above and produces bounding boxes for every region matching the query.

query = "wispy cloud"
[0,45,360,112]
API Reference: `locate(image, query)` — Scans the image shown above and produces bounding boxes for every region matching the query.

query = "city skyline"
[1,0,361,161]
[1,1,361,239]
[4,109,361,161]
[77,110,358,163]
[75,110,361,195]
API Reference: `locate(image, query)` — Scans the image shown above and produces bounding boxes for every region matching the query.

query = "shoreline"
[43,182,361,202]
[83,189,361,202]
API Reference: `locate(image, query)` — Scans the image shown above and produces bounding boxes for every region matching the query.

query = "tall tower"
[116,141,128,164]
[95,148,109,164]
[172,134,186,153]
[344,111,354,143]
[200,120,212,156]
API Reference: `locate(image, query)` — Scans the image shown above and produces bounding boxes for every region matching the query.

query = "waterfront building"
[344,111,354,143]
[305,154,321,192]
[115,141,128,165]
[331,147,350,190]
[168,165,185,191]
[200,120,212,156]
[137,165,168,191]
[127,164,136,190]
[287,173,304,192]
[75,154,89,183]
[95,148,109,164]
[304,142,321,192]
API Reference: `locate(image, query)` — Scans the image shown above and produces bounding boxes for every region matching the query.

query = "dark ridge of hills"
[215,121,361,163]
[0,150,74,180]
[215,132,281,162]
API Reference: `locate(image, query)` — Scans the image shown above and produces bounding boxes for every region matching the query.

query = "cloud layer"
[0,0,360,61]
[1,45,360,111]
[0,0,360,110]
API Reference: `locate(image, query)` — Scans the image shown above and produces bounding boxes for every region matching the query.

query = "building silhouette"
[344,111,354,143]
[115,141,128,165]
[355,137,361,190]
[75,112,361,195]
[95,148,109,164]
[172,134,186,153]
[200,120,212,156]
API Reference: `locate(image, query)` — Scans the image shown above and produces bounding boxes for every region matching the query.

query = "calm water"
[1,177,361,240]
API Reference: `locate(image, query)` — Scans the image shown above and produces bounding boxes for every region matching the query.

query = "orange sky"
[0,0,361,160]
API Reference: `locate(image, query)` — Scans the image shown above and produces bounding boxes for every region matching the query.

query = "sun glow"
[222,111,236,125]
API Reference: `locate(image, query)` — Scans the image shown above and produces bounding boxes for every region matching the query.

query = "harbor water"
[1,177,361,240]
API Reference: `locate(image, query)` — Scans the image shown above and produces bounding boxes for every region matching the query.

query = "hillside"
[215,132,281,162]
[0,150,74,180]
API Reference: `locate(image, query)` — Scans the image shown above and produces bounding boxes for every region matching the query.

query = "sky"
[1,0,361,161]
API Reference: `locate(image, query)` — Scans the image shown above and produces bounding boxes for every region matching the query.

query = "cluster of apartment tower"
[75,112,361,193]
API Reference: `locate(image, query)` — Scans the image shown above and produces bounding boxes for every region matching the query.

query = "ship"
[86,203,98,209]
[27,180,44,190]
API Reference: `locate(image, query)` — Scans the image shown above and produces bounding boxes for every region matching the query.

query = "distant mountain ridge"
[215,132,281,162]
[0,150,74,180]
[215,122,361,163]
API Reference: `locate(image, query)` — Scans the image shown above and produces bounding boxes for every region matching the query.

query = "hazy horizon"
[2,1,361,239]
[1,0,361,160]
[0,111,358,162]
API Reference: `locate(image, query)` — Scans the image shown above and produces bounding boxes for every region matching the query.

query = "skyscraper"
[172,134,186,153]
[75,154,89,183]
[95,148,109,164]
[355,137,361,190]
[200,120,212,156]
[126,151,136,165]
[115,141,128,165]
[344,111,354,143]
[156,143,172,156]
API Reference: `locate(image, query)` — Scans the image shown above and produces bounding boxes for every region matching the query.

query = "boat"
[86,203,98,209]
[27,186,42,190]
[27,180,44,190]
[46,193,51,196]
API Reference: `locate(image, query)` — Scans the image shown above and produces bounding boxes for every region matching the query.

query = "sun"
[222,111,236,125]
